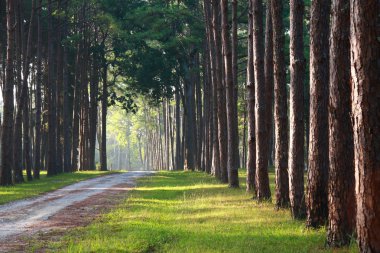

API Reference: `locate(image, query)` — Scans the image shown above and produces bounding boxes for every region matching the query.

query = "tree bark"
[288,0,305,217]
[100,60,108,171]
[272,0,289,207]
[252,0,271,200]
[221,0,239,188]
[34,0,42,178]
[327,0,355,247]
[306,0,330,228]
[212,0,228,183]
[0,0,15,186]
[47,0,58,176]
[246,0,256,192]
[350,0,380,251]
[264,0,274,175]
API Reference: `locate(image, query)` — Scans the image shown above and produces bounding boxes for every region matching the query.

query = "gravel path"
[0,171,151,242]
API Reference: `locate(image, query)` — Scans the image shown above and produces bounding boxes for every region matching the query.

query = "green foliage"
[100,0,204,102]
[41,171,358,253]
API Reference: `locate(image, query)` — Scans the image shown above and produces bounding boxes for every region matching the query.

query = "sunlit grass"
[43,170,359,253]
[0,171,112,205]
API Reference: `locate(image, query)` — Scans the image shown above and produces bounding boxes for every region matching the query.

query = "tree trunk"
[62,2,73,173]
[1,0,15,186]
[221,0,239,188]
[13,0,24,183]
[183,59,196,171]
[246,0,256,192]
[272,0,290,207]
[252,0,271,200]
[22,0,36,181]
[34,0,42,179]
[47,0,58,176]
[175,87,182,170]
[326,0,355,247]
[55,0,64,174]
[306,0,330,228]
[72,42,82,172]
[288,0,305,217]
[350,0,380,251]
[264,0,274,175]
[231,0,240,170]
[212,0,228,183]
[100,60,108,171]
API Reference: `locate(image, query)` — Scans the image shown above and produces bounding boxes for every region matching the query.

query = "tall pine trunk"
[221,0,239,187]
[327,0,355,247]
[34,0,42,179]
[1,0,15,186]
[306,0,330,228]
[350,0,380,251]
[264,0,274,174]
[47,0,58,176]
[246,0,256,192]
[212,0,228,183]
[252,0,271,200]
[288,0,305,217]
[272,0,290,208]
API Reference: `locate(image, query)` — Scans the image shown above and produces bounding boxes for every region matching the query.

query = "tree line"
[0,0,378,252]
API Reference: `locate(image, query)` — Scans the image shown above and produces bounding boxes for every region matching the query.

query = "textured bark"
[22,0,36,181]
[62,2,73,173]
[56,1,64,174]
[195,55,203,171]
[350,0,380,251]
[221,0,239,188]
[288,0,305,217]
[272,0,289,208]
[175,88,182,170]
[252,0,271,200]
[13,0,24,183]
[204,0,217,177]
[72,39,82,172]
[246,0,256,192]
[79,35,89,170]
[183,56,196,171]
[34,0,42,179]
[306,0,330,228]
[0,0,15,186]
[212,0,228,183]
[47,0,58,176]
[264,0,274,173]
[89,40,99,171]
[327,0,355,247]
[231,0,240,170]
[100,60,108,171]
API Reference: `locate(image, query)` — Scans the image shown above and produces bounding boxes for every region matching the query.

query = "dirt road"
[0,171,152,251]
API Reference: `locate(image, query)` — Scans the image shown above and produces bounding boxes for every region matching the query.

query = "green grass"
[42,171,358,253]
[0,171,112,205]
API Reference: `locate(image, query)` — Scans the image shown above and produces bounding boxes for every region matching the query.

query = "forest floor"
[33,171,359,253]
[0,171,151,252]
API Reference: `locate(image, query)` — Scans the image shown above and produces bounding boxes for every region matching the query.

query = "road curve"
[0,171,152,241]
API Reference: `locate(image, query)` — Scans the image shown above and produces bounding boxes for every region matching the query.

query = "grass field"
[0,171,112,205]
[42,171,358,253]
